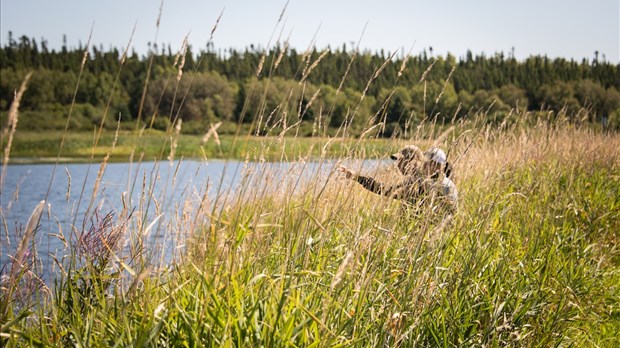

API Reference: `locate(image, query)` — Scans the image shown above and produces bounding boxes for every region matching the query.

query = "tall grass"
[1,6,619,347]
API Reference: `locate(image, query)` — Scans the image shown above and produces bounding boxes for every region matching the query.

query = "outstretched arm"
[339,166,417,199]
[355,174,395,196]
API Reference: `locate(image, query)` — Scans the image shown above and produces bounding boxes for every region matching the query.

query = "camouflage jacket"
[354,173,458,212]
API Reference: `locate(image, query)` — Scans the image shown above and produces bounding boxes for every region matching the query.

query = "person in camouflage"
[339,145,458,212]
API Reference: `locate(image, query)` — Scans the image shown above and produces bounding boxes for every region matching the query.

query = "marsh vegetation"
[1,7,619,347]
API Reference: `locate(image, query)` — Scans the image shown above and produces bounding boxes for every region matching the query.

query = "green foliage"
[143,71,238,124]
[2,37,620,137]
[3,133,619,346]
[1,130,402,161]
[537,81,581,113]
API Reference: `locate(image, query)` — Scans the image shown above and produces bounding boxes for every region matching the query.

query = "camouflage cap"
[391,145,424,161]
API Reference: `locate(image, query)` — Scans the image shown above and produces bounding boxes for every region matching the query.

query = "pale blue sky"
[1,0,618,62]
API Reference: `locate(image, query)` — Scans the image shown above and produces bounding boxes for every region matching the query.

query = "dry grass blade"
[10,200,45,281]
[1,72,32,192]
[330,251,354,291]
[208,9,225,44]
[397,44,415,77]
[301,49,329,83]
[143,214,164,237]
[65,167,71,202]
[168,118,182,163]
[176,37,189,82]
[42,26,93,209]
[77,211,130,266]
[126,267,151,298]
[85,117,122,219]
[201,122,222,146]
[274,40,289,70]
[431,125,455,148]
[255,54,266,78]
[435,66,455,105]
[95,25,135,142]
[135,0,165,130]
[419,57,438,83]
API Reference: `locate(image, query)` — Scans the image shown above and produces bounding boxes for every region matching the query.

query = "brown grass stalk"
[1,72,32,192]
[8,200,45,282]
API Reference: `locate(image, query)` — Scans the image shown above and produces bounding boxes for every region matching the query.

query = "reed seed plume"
[9,200,44,280]
[168,118,182,163]
[77,211,128,267]
[419,57,438,83]
[1,72,31,193]
[176,36,189,82]
[278,0,290,23]
[164,34,190,132]
[430,125,455,148]
[2,201,45,319]
[255,54,266,78]
[2,73,31,140]
[274,40,289,70]
[208,9,224,45]
[156,0,163,27]
[373,50,397,81]
[397,44,415,77]
[65,167,71,202]
[300,49,329,83]
[301,87,321,120]
[360,50,398,104]
[321,23,368,136]
[435,66,455,106]
[201,122,222,146]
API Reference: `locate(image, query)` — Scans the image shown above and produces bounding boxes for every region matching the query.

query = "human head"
[422,147,450,177]
[391,145,424,175]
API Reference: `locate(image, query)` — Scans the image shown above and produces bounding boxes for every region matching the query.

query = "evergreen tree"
[1,34,619,135]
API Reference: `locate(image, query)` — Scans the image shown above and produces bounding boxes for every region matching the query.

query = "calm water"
[0,159,381,280]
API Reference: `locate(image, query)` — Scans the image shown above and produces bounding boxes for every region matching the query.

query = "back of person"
[340,145,458,214]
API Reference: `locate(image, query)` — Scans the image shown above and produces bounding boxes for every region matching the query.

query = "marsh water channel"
[1,158,383,282]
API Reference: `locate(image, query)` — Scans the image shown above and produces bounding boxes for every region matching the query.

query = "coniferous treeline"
[1,33,619,135]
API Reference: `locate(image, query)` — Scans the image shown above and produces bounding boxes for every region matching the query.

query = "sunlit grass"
[1,5,619,346]
[2,130,410,162]
[2,120,618,347]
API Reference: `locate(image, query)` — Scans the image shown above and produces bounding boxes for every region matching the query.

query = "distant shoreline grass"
[1,130,412,164]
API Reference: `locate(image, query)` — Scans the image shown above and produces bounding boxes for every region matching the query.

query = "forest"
[1,32,619,136]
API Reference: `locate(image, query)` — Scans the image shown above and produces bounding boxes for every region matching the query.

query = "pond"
[0,158,383,281]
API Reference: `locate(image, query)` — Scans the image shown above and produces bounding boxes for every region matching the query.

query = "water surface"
[1,158,381,280]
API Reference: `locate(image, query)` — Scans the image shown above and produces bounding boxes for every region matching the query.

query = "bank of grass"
[2,130,407,162]
[2,121,619,347]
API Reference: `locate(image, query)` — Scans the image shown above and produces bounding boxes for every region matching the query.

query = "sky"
[1,0,618,63]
